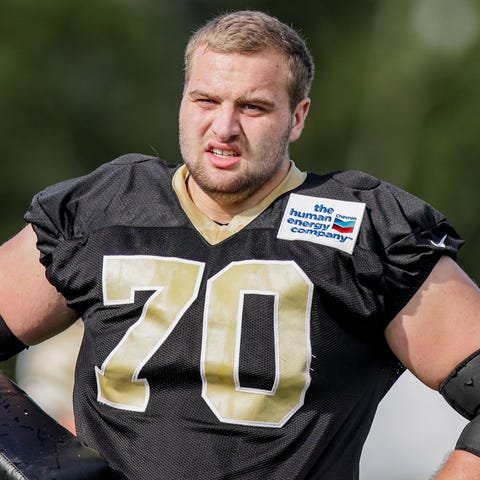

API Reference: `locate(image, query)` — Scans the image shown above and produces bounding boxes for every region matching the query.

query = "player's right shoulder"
[95,153,176,186]
[109,153,158,166]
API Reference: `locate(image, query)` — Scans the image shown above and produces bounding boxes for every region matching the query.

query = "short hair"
[184,10,315,110]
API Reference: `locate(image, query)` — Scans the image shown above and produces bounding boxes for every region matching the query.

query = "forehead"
[186,48,290,100]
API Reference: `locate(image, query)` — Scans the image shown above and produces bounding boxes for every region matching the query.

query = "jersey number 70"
[95,255,313,428]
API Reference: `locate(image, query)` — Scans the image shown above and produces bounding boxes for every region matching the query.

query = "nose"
[211,104,241,141]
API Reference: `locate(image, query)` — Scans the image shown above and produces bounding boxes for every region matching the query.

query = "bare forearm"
[434,450,480,479]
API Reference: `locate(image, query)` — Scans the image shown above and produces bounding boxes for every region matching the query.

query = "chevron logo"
[332,217,356,234]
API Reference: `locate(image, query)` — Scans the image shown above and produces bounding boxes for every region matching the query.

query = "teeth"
[211,148,238,157]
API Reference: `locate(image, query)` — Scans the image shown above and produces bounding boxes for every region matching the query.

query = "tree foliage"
[1,0,479,279]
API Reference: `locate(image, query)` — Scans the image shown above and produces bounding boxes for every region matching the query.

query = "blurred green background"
[2,0,479,278]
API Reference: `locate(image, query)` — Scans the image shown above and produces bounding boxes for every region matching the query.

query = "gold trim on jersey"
[172,162,307,245]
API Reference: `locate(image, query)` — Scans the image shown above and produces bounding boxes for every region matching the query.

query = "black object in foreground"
[0,373,121,479]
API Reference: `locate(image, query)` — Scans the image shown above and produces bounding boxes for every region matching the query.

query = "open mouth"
[207,147,242,169]
[206,144,242,169]
[210,148,239,158]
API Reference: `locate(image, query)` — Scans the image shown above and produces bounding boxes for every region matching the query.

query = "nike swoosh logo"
[430,234,447,248]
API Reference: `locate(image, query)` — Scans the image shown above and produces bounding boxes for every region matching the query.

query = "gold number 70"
[96,256,313,428]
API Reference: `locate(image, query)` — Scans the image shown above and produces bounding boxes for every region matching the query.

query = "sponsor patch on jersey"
[277,194,366,254]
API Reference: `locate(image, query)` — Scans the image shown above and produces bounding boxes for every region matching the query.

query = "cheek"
[178,102,191,130]
[180,106,210,136]
[247,118,290,145]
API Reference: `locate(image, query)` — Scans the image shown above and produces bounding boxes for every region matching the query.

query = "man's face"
[179,48,309,207]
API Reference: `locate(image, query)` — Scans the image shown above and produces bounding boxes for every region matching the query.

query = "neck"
[186,162,291,224]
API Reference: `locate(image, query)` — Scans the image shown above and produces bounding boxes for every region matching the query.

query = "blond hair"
[184,11,314,111]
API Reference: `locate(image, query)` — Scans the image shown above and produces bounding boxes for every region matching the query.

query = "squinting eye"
[194,98,217,107]
[242,104,268,114]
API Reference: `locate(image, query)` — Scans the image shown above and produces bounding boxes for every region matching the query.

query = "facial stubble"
[179,120,293,208]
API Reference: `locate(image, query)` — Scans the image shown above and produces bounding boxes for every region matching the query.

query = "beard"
[179,122,293,207]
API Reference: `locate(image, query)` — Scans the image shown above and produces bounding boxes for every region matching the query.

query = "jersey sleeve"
[24,176,85,267]
[24,154,158,273]
[357,175,464,324]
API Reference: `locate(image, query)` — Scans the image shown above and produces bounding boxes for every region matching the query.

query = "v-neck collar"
[172,162,307,245]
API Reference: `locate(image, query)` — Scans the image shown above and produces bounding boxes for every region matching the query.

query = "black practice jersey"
[25,154,463,480]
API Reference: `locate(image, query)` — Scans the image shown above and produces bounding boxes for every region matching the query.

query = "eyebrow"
[237,95,276,110]
[188,90,276,110]
[188,90,220,102]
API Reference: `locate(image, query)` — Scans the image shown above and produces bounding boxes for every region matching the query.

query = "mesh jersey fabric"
[24,154,463,480]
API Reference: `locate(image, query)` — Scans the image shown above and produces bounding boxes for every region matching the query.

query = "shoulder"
[302,169,398,194]
[108,153,164,167]
[297,167,463,262]
[302,169,379,187]
[329,170,382,191]
[84,153,174,184]
[33,154,171,201]
[301,169,444,226]
[35,153,176,203]
[25,154,179,239]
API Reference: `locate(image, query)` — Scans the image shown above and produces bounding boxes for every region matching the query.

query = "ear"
[289,98,311,143]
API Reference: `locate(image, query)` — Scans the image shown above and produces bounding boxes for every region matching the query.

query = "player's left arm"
[385,255,480,478]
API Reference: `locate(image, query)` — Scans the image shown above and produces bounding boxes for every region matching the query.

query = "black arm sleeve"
[0,315,27,362]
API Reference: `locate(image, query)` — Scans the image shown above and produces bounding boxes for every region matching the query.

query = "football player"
[1,10,479,479]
